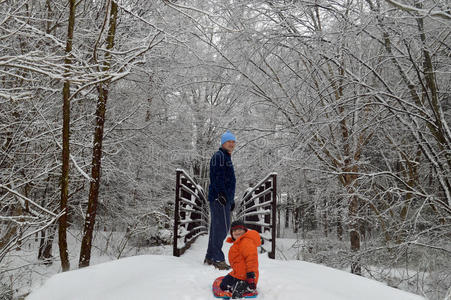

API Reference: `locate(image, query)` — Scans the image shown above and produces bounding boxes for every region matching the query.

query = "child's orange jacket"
[226,229,261,283]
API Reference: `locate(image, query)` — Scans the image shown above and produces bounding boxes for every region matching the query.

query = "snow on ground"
[27,235,424,300]
[2,229,173,297]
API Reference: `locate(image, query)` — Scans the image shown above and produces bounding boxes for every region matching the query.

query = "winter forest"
[1,0,450,299]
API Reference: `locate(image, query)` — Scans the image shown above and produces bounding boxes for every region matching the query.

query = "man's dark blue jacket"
[208,147,236,206]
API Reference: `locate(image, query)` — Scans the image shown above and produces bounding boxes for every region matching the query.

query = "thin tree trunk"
[0,204,21,250]
[323,209,328,237]
[349,193,361,275]
[58,0,76,272]
[38,229,46,259]
[39,225,56,264]
[79,0,118,268]
[336,217,343,241]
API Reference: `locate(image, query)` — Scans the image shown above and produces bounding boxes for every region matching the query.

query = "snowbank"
[27,236,424,300]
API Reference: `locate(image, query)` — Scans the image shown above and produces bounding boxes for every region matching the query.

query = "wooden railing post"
[173,170,181,257]
[269,174,277,259]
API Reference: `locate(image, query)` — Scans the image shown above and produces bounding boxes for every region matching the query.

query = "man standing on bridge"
[204,131,236,270]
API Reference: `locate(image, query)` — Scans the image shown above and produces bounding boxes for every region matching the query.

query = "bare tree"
[79,0,119,268]
[58,0,77,272]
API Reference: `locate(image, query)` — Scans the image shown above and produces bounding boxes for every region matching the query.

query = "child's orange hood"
[226,229,261,246]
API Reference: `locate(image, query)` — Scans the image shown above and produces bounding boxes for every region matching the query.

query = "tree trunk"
[38,229,45,259]
[349,193,361,275]
[58,0,76,272]
[38,225,56,265]
[79,0,118,268]
[342,160,362,275]
[336,217,343,241]
[0,204,21,250]
[323,210,328,237]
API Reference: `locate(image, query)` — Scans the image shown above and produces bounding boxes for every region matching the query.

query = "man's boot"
[213,261,231,270]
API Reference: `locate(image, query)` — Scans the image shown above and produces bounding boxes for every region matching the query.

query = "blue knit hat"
[221,131,236,145]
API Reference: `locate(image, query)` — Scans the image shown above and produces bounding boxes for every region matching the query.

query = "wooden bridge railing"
[236,173,277,259]
[173,169,209,257]
[173,170,277,259]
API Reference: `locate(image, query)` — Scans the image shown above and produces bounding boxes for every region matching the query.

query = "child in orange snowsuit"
[219,220,261,299]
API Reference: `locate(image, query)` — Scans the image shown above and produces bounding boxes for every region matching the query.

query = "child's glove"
[246,272,256,291]
[216,194,227,206]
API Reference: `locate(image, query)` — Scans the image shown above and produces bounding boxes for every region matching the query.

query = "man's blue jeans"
[206,200,231,262]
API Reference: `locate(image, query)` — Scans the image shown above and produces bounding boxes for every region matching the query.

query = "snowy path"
[27,235,424,300]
